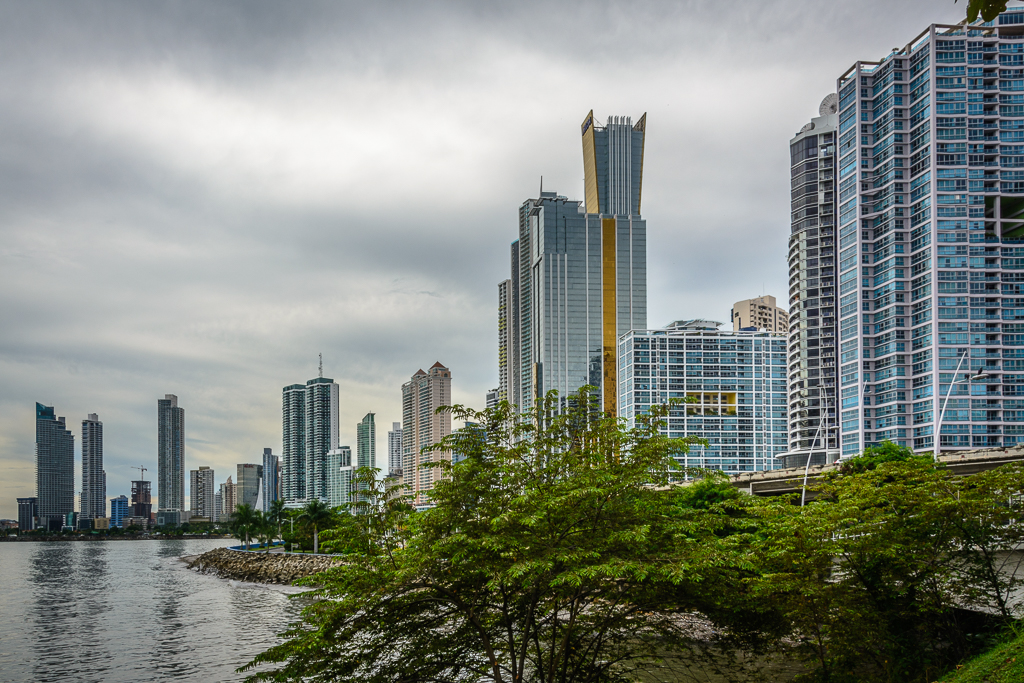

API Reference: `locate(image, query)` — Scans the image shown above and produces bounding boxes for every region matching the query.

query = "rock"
[185,547,343,585]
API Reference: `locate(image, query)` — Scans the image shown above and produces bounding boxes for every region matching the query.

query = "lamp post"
[934,349,989,462]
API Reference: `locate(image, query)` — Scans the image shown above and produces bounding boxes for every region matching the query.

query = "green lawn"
[940,629,1024,682]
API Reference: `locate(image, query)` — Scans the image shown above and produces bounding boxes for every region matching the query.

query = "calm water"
[0,539,305,683]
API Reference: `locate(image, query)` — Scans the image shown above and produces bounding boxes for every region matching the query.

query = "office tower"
[282,383,305,502]
[157,395,185,518]
[326,446,355,507]
[220,476,236,518]
[236,464,262,509]
[787,101,841,466]
[130,480,152,519]
[189,466,215,519]
[17,497,37,533]
[282,374,339,505]
[80,414,105,521]
[619,320,789,473]
[731,295,790,333]
[486,389,499,410]
[497,279,514,403]
[830,9,1024,457]
[110,495,129,528]
[260,448,279,512]
[502,112,646,417]
[387,422,402,478]
[402,363,452,506]
[36,403,74,531]
[357,413,375,470]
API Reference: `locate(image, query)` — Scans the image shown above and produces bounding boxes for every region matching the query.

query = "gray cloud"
[0,0,968,516]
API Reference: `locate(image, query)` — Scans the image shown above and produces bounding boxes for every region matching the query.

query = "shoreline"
[0,534,233,542]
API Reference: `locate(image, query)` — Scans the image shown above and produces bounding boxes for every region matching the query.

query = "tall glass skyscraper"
[502,112,647,416]
[80,413,106,521]
[35,403,73,530]
[387,422,402,478]
[833,9,1024,457]
[282,374,339,505]
[157,395,185,517]
[356,412,375,469]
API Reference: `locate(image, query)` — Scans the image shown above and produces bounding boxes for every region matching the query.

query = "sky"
[0,0,968,519]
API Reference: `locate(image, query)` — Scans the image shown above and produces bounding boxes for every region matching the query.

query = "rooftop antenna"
[319,353,323,379]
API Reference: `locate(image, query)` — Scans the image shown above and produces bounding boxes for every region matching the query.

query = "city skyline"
[0,0,966,519]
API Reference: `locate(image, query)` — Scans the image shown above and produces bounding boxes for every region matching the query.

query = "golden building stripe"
[602,217,617,416]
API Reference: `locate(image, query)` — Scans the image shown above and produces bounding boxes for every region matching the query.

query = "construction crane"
[131,465,148,481]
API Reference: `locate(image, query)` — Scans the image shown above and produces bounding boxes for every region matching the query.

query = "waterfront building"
[402,363,452,506]
[497,278,514,404]
[260,448,279,513]
[110,495,129,529]
[501,112,647,416]
[386,422,402,478]
[282,374,339,505]
[731,295,790,333]
[17,497,37,533]
[219,476,236,519]
[829,8,1024,457]
[157,395,185,517]
[236,463,262,509]
[618,320,789,474]
[786,101,842,467]
[130,480,152,520]
[189,466,215,519]
[36,403,74,531]
[326,446,356,508]
[80,413,106,521]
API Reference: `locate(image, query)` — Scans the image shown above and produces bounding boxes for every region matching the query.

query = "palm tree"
[267,499,286,540]
[299,499,334,554]
[232,503,260,550]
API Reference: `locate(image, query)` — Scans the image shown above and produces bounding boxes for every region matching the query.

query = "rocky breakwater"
[187,547,343,585]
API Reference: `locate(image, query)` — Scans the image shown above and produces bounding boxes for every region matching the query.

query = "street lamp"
[935,349,989,461]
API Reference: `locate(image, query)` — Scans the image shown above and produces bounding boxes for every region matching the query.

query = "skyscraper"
[130,479,152,520]
[282,383,306,502]
[236,463,263,509]
[261,448,279,513]
[502,112,647,416]
[80,413,106,521]
[357,413,375,470]
[35,403,74,531]
[497,278,514,403]
[387,422,402,478]
[282,374,339,505]
[157,395,185,519]
[786,100,841,466]
[830,9,1024,457]
[190,466,215,518]
[402,363,452,506]
[219,476,236,519]
[326,446,355,507]
[17,497,37,533]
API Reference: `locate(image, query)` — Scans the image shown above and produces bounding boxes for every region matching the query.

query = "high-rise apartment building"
[830,9,1024,457]
[357,413,375,470]
[326,446,355,507]
[219,476,236,519]
[281,375,339,505]
[236,463,262,509]
[110,495,129,529]
[36,403,74,531]
[786,101,842,467]
[157,395,185,517]
[731,295,790,333]
[80,413,106,521]
[497,279,514,403]
[485,389,499,410]
[17,497,37,533]
[260,448,279,513]
[189,466,215,519]
[387,422,402,478]
[213,490,222,522]
[402,363,452,506]
[501,112,647,416]
[619,320,789,473]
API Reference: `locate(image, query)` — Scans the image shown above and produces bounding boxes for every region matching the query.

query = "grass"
[939,628,1024,683]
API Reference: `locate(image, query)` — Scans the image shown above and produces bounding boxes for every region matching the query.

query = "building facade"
[282,375,339,505]
[731,295,790,333]
[831,9,1024,457]
[281,383,306,502]
[17,497,37,533]
[80,413,106,521]
[387,422,402,478]
[219,476,236,519]
[260,448,279,513]
[326,446,356,508]
[786,102,842,466]
[189,466,215,519]
[497,278,514,404]
[619,320,789,474]
[110,495,129,529]
[357,412,375,470]
[157,395,185,515]
[130,480,152,520]
[36,403,74,531]
[502,112,647,416]
[402,363,452,506]
[236,464,262,509]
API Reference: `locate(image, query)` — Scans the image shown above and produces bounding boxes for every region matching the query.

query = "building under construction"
[131,480,152,520]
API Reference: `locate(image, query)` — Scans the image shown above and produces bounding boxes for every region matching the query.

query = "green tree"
[232,503,261,550]
[960,0,1014,23]
[267,499,286,540]
[298,498,335,554]
[244,390,762,682]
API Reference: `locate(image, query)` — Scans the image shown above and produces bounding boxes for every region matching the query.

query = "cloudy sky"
[0,0,967,518]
